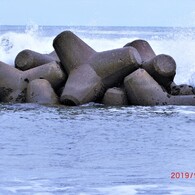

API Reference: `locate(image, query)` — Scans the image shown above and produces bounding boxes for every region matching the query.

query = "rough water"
[0,104,195,194]
[0,25,195,195]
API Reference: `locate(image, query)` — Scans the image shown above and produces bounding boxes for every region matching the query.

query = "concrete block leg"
[53,31,142,106]
[26,79,59,104]
[124,39,156,63]
[102,87,128,106]
[124,69,195,106]
[15,49,59,70]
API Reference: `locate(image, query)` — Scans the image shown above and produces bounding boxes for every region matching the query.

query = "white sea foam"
[2,182,195,195]
[0,25,195,86]
[168,185,195,195]
[93,184,158,195]
[0,26,53,65]
[82,184,195,195]
[150,39,195,86]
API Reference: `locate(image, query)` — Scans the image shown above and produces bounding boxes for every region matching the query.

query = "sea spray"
[0,25,53,65]
[150,28,195,86]
[0,25,195,86]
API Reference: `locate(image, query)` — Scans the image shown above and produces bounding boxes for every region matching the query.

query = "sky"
[1,0,195,26]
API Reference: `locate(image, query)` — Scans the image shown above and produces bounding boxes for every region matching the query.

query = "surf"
[0,25,195,86]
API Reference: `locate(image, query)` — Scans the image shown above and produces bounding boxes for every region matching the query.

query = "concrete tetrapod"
[102,87,128,106]
[124,69,195,106]
[124,40,176,89]
[142,54,176,90]
[53,30,96,74]
[53,30,142,105]
[0,61,25,102]
[24,61,66,89]
[0,61,66,103]
[26,79,59,104]
[124,39,156,63]
[15,49,59,70]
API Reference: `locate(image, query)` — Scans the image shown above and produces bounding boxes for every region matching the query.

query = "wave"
[0,25,54,65]
[93,184,195,195]
[0,25,195,86]
[1,182,195,195]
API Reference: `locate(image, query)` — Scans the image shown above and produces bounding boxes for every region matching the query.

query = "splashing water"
[0,25,195,86]
[0,24,53,65]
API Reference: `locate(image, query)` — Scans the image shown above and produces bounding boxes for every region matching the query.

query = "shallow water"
[0,103,195,194]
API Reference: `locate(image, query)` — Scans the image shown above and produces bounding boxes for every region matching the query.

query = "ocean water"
[0,25,195,195]
[1,25,195,86]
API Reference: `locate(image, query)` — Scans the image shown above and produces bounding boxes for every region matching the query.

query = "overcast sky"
[1,0,195,26]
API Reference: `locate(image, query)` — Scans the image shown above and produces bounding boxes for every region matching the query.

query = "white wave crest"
[0,25,195,86]
[0,25,54,65]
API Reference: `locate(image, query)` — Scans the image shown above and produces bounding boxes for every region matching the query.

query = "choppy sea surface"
[0,104,195,195]
[0,25,195,194]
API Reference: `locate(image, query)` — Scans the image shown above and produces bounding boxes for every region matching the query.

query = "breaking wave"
[0,24,195,86]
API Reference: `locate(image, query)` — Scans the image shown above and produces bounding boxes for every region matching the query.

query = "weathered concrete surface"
[89,47,142,87]
[0,61,25,102]
[170,83,194,95]
[124,69,195,106]
[26,79,59,104]
[124,39,156,63]
[0,61,66,103]
[53,31,96,74]
[124,40,176,90]
[60,64,104,106]
[24,61,66,89]
[102,87,128,106]
[53,31,142,105]
[142,54,176,89]
[15,49,59,70]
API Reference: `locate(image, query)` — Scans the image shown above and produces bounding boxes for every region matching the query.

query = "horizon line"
[1,24,195,28]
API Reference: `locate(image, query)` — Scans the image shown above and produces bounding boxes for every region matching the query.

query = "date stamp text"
[171,172,195,179]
